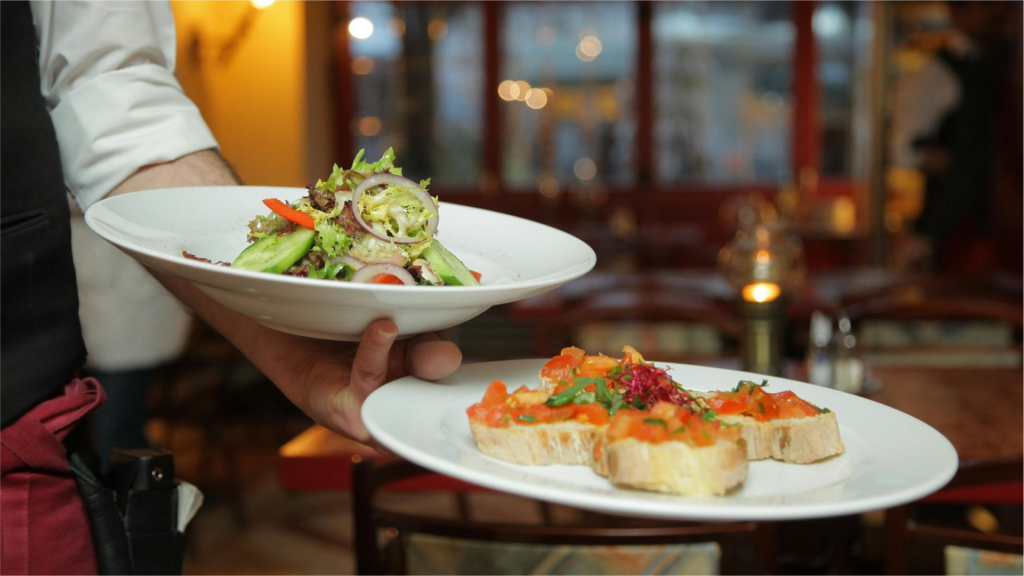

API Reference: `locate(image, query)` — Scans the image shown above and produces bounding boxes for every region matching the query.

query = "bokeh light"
[513,80,531,101]
[497,80,516,101]
[574,158,597,181]
[525,88,548,109]
[579,35,603,58]
[358,117,381,136]
[348,17,374,40]
[352,57,374,75]
[428,19,448,40]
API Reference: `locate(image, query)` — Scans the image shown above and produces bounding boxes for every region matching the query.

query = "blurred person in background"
[891,1,1013,273]
[70,205,193,471]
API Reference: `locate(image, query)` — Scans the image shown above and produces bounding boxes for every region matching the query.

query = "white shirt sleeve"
[889,57,961,169]
[30,1,219,210]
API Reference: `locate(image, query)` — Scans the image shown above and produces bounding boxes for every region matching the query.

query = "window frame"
[334,1,863,259]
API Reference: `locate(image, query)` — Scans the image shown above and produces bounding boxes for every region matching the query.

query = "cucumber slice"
[232,227,315,273]
[421,239,479,286]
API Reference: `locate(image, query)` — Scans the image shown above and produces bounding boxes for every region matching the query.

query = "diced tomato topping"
[579,354,620,374]
[606,403,738,447]
[540,354,579,384]
[573,403,610,426]
[481,381,508,407]
[470,270,482,282]
[706,394,749,415]
[705,386,822,422]
[506,404,574,425]
[561,347,586,362]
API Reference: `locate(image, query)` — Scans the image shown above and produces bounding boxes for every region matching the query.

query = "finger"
[368,438,396,458]
[349,319,399,401]
[406,334,462,381]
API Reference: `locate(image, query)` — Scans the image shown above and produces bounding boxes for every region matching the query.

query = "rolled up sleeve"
[30,1,218,210]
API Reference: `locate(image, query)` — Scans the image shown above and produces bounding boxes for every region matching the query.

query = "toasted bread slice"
[603,436,747,496]
[469,420,599,466]
[718,411,844,464]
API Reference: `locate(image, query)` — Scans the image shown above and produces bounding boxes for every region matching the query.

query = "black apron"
[1,0,88,428]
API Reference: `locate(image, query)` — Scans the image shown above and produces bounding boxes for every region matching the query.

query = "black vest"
[1,1,88,427]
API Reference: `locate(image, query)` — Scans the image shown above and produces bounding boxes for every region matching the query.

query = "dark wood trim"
[636,1,653,188]
[908,523,1024,555]
[333,1,354,165]
[792,0,819,178]
[884,505,910,575]
[481,2,502,196]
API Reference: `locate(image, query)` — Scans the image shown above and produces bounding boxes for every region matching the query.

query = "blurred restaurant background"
[70,1,1022,574]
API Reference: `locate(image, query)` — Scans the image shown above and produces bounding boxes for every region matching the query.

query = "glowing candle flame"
[742,282,781,303]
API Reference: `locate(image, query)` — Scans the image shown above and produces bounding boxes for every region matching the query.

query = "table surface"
[866,366,1023,463]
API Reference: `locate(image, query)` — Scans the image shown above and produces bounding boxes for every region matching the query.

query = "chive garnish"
[643,418,667,428]
[758,401,766,414]
[516,414,536,423]
[700,409,718,423]
[572,391,596,405]
[545,380,591,407]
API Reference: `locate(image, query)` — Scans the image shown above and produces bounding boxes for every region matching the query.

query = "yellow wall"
[170,1,308,187]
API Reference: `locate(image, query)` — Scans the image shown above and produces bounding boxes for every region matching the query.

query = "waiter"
[891,1,1007,271]
[0,2,462,573]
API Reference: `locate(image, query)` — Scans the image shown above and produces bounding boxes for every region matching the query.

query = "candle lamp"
[719,221,804,376]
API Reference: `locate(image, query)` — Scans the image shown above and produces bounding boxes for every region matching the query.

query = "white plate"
[363,360,958,521]
[85,186,595,340]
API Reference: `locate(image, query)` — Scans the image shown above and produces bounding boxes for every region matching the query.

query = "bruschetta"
[466,381,610,466]
[598,402,747,496]
[695,380,844,464]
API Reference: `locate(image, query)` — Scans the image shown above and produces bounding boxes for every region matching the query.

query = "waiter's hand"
[299,319,462,442]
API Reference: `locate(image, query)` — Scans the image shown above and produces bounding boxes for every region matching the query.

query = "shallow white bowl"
[85,186,596,340]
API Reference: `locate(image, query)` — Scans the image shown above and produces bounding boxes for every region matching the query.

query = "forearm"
[108,150,321,406]
[107,149,241,197]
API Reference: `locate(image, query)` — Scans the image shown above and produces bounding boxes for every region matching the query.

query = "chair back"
[353,459,775,575]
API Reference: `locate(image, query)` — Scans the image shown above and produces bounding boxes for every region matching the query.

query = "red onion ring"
[349,263,416,285]
[330,255,365,270]
[351,174,439,244]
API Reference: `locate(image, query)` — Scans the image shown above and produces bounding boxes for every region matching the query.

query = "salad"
[185,149,480,286]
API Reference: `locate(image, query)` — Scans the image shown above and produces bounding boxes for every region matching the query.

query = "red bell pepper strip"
[263,198,315,230]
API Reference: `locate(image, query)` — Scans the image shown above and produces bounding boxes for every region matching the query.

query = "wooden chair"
[841,278,1023,369]
[535,282,741,362]
[884,457,1024,574]
[353,459,777,575]
[840,279,1024,573]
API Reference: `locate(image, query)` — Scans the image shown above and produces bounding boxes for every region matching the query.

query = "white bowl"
[85,186,596,340]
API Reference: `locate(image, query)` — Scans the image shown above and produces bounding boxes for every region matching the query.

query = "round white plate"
[85,187,595,340]
[363,360,958,521]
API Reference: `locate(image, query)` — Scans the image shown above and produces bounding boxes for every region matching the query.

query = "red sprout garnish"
[610,363,692,408]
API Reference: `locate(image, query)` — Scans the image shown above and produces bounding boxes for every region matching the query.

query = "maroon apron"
[1,379,105,575]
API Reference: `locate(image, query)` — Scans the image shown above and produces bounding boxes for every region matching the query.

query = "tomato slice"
[372,274,405,285]
[579,355,620,374]
[706,394,750,415]
[541,354,579,384]
[573,403,610,426]
[481,381,508,407]
[263,198,315,230]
